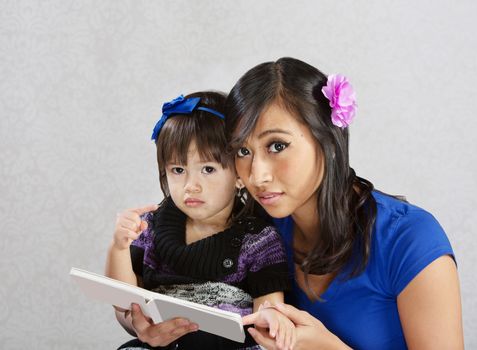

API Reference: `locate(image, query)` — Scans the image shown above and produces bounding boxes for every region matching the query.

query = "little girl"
[105,91,294,350]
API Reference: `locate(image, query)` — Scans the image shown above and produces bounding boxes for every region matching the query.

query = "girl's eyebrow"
[257,128,293,139]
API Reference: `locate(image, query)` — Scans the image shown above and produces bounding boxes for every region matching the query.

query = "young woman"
[225,57,463,349]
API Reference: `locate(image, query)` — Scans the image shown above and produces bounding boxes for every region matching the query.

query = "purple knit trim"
[223,226,287,283]
[217,303,253,317]
[132,212,158,269]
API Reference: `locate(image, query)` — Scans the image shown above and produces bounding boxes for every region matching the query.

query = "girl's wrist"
[110,240,129,252]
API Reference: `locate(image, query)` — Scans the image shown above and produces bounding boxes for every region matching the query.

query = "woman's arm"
[398,255,464,349]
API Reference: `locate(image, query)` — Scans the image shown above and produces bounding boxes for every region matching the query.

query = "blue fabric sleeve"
[385,208,454,296]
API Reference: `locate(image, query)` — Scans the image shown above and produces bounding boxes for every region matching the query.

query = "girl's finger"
[242,312,259,326]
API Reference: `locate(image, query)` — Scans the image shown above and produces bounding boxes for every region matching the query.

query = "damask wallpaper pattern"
[1,0,475,348]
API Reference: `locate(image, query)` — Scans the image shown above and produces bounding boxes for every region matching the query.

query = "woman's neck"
[291,194,320,247]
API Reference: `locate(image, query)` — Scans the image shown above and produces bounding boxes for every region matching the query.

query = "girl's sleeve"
[384,209,455,296]
[245,226,291,298]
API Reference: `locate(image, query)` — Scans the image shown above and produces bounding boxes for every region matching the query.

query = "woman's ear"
[236,177,245,190]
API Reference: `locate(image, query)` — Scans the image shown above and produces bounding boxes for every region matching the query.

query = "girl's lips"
[256,192,283,205]
[184,198,205,207]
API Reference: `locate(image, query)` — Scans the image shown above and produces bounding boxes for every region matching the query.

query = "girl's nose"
[184,175,201,193]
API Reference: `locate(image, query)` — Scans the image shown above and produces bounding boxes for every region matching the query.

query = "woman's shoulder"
[370,190,454,264]
[370,190,454,295]
[372,190,442,230]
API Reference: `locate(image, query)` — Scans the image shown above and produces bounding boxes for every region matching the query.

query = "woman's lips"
[184,198,205,207]
[256,192,283,205]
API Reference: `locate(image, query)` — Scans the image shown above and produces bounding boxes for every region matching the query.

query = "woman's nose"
[249,155,272,187]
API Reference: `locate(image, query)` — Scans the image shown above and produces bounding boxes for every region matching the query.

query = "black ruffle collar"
[151,197,248,280]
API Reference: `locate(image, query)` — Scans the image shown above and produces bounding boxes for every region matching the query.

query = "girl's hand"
[112,204,158,250]
[243,301,296,350]
[129,303,199,347]
[244,302,351,350]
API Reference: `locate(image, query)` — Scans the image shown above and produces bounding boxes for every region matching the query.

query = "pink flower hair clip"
[321,74,357,128]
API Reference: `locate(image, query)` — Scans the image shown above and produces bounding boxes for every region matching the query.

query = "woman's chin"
[261,205,293,219]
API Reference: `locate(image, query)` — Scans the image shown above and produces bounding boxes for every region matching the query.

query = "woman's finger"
[130,304,152,335]
[268,315,278,338]
[291,325,297,350]
[155,319,198,345]
[248,327,277,350]
[276,321,285,349]
[275,303,316,326]
[284,322,293,350]
[118,211,142,227]
[131,204,159,216]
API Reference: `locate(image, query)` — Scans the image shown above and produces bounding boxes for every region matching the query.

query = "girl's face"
[166,141,238,226]
[235,103,324,218]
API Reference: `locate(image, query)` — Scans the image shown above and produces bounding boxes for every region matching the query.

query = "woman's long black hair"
[225,57,377,294]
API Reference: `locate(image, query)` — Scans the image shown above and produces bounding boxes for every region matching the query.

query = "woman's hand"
[129,303,199,347]
[243,301,296,350]
[243,302,351,350]
[112,204,158,250]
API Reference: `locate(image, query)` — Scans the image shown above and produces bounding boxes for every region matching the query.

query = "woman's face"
[235,103,324,218]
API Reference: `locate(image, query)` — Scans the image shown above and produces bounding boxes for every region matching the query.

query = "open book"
[70,268,245,343]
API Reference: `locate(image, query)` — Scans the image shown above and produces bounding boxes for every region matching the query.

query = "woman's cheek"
[235,160,249,183]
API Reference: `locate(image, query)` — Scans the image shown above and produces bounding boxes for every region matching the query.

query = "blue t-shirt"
[273,191,454,350]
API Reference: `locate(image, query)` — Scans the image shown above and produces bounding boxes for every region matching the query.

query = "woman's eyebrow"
[257,128,292,139]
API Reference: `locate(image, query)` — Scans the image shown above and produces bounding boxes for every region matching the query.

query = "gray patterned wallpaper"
[1,0,476,348]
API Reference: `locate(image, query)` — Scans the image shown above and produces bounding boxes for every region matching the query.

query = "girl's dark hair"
[225,57,378,290]
[156,91,234,197]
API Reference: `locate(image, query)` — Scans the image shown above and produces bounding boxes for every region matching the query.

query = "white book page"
[153,298,245,343]
[70,267,245,342]
[70,268,162,322]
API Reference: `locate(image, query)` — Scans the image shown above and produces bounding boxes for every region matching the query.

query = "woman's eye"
[202,166,216,174]
[267,142,289,153]
[171,167,184,174]
[237,147,250,157]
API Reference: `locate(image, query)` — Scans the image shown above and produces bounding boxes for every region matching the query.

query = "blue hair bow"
[151,95,225,142]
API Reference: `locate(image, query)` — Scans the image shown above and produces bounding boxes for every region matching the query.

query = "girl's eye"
[267,141,289,153]
[171,167,184,174]
[202,166,216,174]
[237,147,250,158]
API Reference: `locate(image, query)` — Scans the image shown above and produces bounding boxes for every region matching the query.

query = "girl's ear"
[236,177,245,190]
